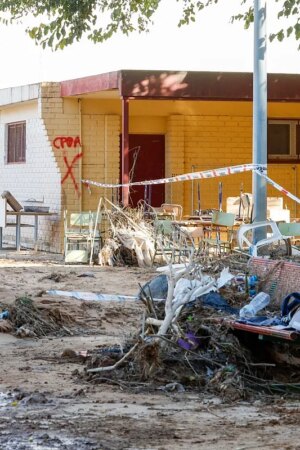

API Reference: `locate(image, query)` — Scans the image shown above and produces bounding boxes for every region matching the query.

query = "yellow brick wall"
[40,83,81,211]
[164,103,300,218]
[39,90,300,254]
[183,114,253,215]
[40,86,121,250]
[40,83,81,250]
[81,114,120,210]
[129,116,166,134]
[40,88,121,250]
[165,116,185,207]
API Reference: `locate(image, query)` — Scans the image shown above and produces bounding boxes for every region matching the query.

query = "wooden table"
[0,211,57,252]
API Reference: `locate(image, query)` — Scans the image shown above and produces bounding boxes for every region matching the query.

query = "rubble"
[82,254,300,401]
[99,200,156,268]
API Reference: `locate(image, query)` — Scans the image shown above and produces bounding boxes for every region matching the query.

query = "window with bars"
[6,121,26,163]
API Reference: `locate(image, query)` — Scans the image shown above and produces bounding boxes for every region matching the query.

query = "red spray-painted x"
[61,152,83,194]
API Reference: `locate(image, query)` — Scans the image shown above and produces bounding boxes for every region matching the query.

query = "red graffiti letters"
[61,152,83,194]
[53,135,83,195]
[53,136,81,149]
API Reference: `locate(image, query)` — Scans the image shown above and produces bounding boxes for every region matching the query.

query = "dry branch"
[87,343,138,373]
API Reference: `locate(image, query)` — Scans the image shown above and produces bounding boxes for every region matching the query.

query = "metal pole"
[218,182,223,211]
[122,97,130,206]
[191,165,196,215]
[252,0,267,237]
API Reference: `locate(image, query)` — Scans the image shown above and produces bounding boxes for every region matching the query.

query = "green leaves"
[231,0,300,48]
[268,0,300,49]
[0,0,299,50]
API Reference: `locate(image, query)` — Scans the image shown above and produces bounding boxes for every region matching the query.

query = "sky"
[0,0,299,89]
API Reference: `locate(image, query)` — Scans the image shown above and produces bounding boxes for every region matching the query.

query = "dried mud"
[0,251,299,449]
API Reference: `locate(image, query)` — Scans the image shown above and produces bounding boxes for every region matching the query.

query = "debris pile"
[7,296,74,337]
[1,295,103,338]
[82,257,300,400]
[99,202,155,268]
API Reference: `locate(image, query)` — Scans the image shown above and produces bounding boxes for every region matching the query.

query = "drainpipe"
[122,97,129,206]
[252,0,267,239]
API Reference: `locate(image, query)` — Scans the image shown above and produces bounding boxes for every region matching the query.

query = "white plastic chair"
[237,220,291,257]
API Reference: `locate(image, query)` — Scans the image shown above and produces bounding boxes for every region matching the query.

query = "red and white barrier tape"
[83,163,300,204]
[255,170,300,205]
[82,163,266,189]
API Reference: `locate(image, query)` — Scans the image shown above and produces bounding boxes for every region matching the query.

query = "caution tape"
[82,162,300,205]
[255,170,300,205]
[82,163,266,189]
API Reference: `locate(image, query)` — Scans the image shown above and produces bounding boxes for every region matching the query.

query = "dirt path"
[0,252,299,450]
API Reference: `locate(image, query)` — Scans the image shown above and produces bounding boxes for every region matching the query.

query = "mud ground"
[0,251,299,450]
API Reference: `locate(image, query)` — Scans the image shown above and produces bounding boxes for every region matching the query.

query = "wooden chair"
[161,203,183,220]
[201,211,235,255]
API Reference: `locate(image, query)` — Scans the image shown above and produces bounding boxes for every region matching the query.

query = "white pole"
[252,0,267,234]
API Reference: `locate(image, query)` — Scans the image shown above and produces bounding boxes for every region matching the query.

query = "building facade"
[1,70,300,252]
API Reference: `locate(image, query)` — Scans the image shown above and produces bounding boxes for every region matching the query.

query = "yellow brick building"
[1,70,300,251]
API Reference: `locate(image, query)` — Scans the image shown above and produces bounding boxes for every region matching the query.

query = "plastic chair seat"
[238,220,291,257]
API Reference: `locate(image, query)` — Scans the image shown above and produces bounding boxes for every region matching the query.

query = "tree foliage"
[230,0,300,47]
[0,0,299,50]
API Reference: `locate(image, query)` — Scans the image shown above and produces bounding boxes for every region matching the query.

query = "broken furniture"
[152,218,190,263]
[0,192,55,252]
[1,191,22,212]
[160,203,183,220]
[227,195,290,222]
[64,211,102,263]
[237,220,291,257]
[223,318,300,341]
[172,220,205,253]
[267,197,290,222]
[148,203,183,222]
[277,222,300,248]
[238,193,252,222]
[201,211,236,255]
[246,257,300,306]
[153,218,176,262]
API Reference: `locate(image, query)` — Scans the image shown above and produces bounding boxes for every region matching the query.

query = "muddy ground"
[0,251,299,450]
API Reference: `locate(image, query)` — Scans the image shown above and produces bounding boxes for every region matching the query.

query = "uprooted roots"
[83,314,300,402]
[134,341,162,380]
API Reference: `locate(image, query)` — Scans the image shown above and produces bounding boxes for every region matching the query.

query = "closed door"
[121,134,165,207]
